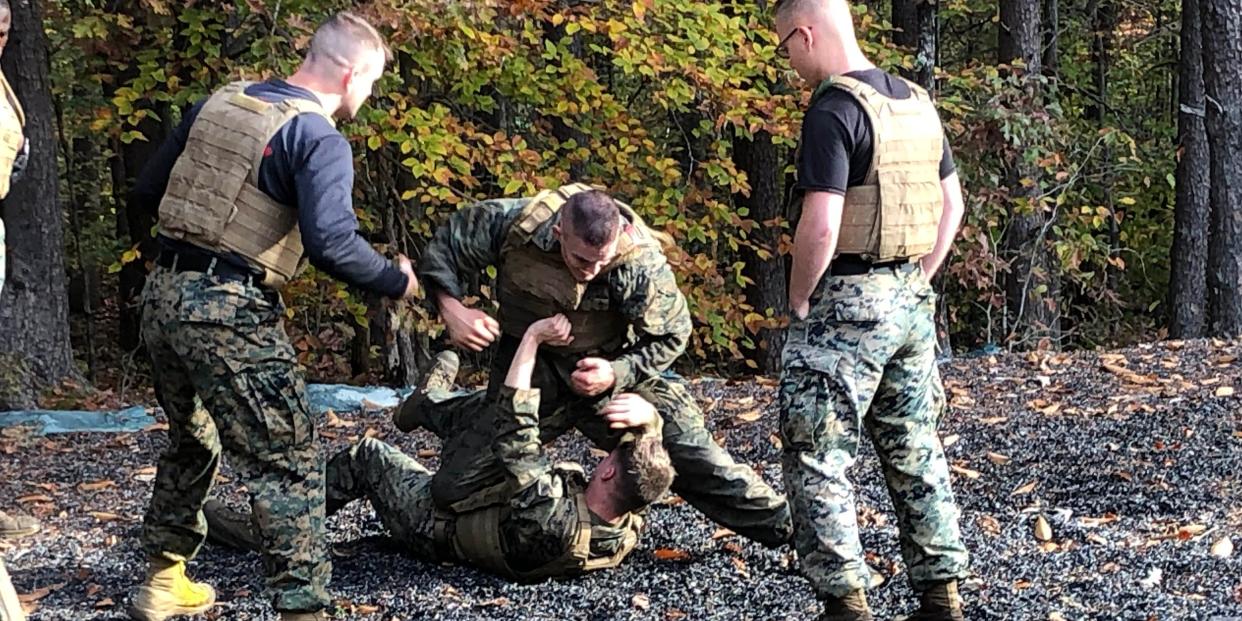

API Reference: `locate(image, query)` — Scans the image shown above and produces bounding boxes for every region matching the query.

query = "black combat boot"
[202,499,261,552]
[392,351,460,432]
[820,590,874,621]
[910,579,965,621]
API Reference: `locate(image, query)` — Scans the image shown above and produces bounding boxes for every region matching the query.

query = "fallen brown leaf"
[89,511,122,522]
[731,556,750,578]
[977,514,1001,536]
[417,449,439,459]
[477,597,509,608]
[986,451,1011,465]
[632,593,651,610]
[731,410,763,425]
[1177,524,1207,541]
[942,434,960,448]
[1077,514,1119,528]
[711,528,736,540]
[665,609,688,621]
[326,409,357,428]
[78,480,116,493]
[1211,537,1234,559]
[95,598,114,608]
[1034,515,1053,542]
[1215,386,1235,398]
[653,548,692,562]
[950,464,981,480]
[16,494,53,504]
[1011,480,1038,496]
[980,416,1008,425]
[17,582,66,603]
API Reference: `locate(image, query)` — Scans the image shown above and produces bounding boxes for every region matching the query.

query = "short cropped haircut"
[775,0,822,19]
[563,190,621,248]
[309,11,393,68]
[615,435,675,507]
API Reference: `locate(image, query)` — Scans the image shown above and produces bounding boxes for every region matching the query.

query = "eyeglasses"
[776,26,807,59]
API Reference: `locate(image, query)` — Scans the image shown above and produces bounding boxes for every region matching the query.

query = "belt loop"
[206,257,217,277]
[170,252,180,272]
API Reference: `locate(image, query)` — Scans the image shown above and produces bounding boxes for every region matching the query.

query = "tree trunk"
[1091,0,1120,295]
[117,110,171,351]
[998,0,1060,349]
[733,129,787,373]
[0,0,77,408]
[1169,0,1211,338]
[1042,0,1059,75]
[892,0,937,88]
[1202,0,1242,336]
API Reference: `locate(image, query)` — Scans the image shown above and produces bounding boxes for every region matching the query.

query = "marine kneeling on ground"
[204,313,675,580]
[404,183,792,548]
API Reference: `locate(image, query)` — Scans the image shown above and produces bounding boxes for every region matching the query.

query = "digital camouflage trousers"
[139,266,329,612]
[779,264,969,598]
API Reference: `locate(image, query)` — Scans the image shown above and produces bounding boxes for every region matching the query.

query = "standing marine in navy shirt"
[125,12,417,621]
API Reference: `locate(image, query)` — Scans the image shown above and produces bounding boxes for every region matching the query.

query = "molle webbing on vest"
[0,73,27,200]
[157,81,335,286]
[496,183,664,354]
[830,75,944,262]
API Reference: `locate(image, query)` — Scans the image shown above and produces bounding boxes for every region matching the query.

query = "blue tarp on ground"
[0,384,415,435]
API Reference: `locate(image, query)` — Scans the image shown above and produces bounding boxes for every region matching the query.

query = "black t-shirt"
[795,69,955,195]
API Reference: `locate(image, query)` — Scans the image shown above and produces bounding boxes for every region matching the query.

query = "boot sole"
[0,526,40,539]
[127,587,216,621]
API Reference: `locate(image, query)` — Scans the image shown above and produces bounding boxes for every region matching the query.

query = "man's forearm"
[504,334,541,391]
[922,173,966,279]
[610,331,687,392]
[788,192,843,315]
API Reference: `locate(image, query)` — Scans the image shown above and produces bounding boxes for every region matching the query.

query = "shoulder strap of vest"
[826,76,885,186]
[0,73,24,128]
[210,81,334,187]
[900,77,933,103]
[506,182,602,247]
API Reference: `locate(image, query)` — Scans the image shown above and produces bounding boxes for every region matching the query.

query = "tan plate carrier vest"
[433,464,641,582]
[0,71,27,200]
[496,183,668,354]
[157,81,335,287]
[808,75,944,262]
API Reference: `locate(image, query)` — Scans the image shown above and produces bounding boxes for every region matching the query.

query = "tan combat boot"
[910,579,965,621]
[393,351,459,432]
[127,556,216,621]
[820,590,874,621]
[203,499,261,552]
[280,611,329,621]
[0,510,40,539]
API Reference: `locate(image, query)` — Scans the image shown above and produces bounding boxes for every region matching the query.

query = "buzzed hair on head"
[774,0,818,18]
[563,190,621,248]
[615,435,675,507]
[308,11,393,70]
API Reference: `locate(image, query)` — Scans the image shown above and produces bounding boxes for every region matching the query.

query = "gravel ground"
[2,339,1240,620]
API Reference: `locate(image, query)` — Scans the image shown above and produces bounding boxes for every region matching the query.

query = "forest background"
[0,0,1238,408]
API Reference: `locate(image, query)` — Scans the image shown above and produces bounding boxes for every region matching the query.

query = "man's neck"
[285,70,341,114]
[817,48,876,83]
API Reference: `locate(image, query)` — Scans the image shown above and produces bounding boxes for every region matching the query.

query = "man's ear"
[599,463,617,482]
[552,223,562,241]
[340,66,356,93]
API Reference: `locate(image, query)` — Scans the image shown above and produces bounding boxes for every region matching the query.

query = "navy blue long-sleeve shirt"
[131,79,409,299]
